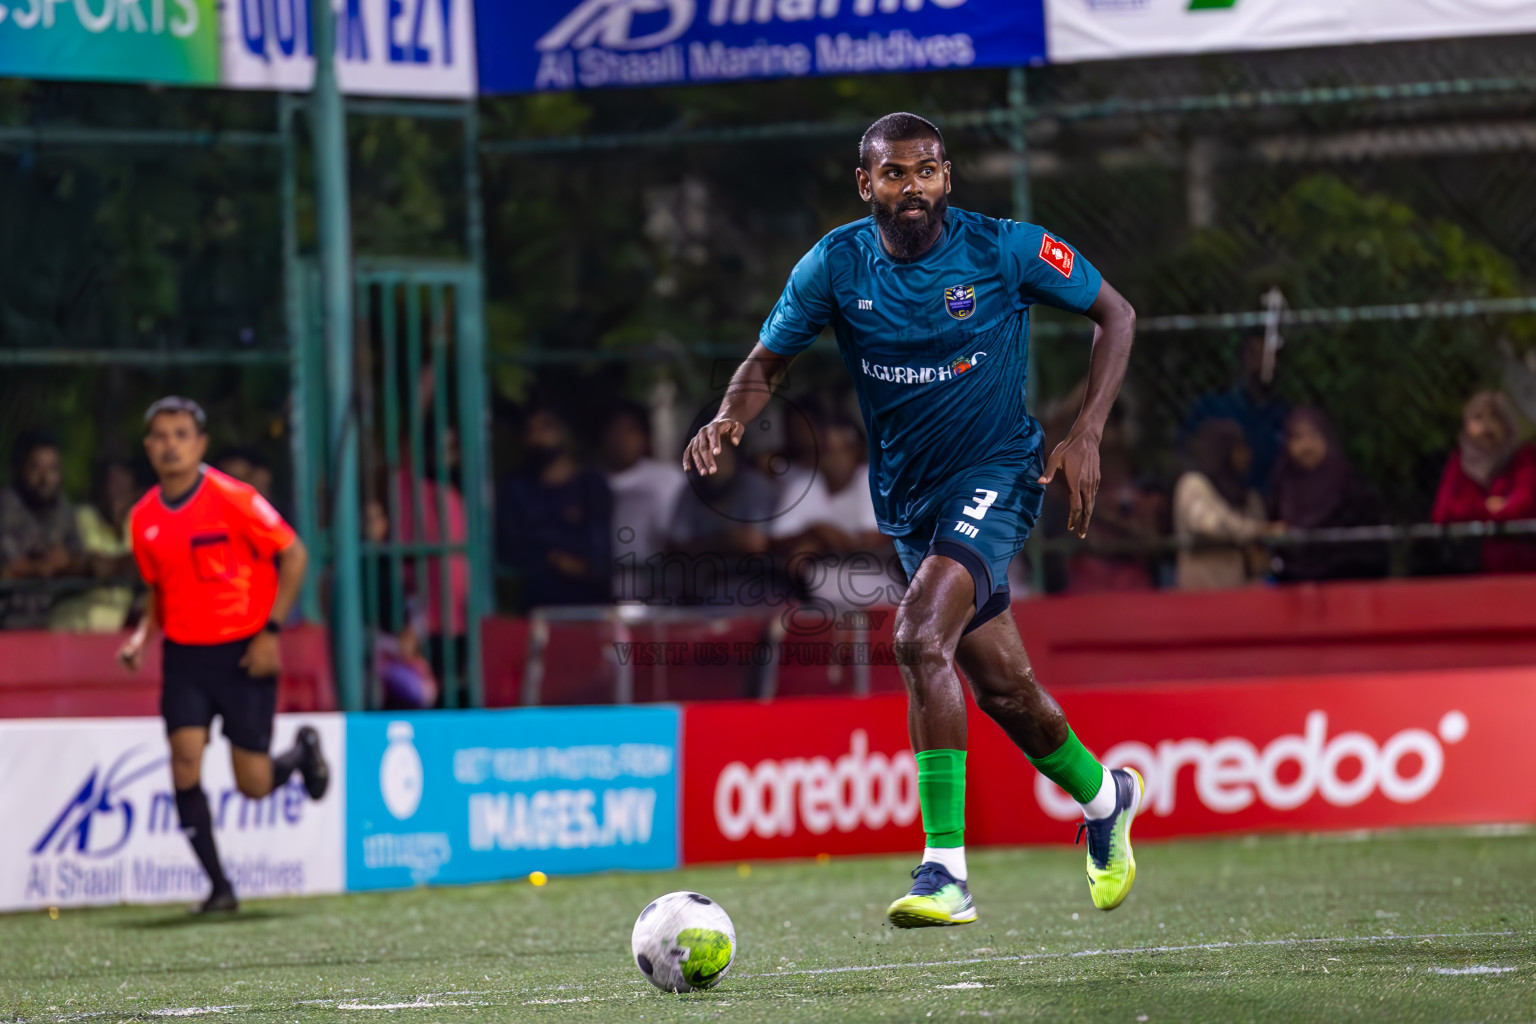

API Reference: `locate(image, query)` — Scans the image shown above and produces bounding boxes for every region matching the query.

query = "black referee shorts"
[161,635,278,753]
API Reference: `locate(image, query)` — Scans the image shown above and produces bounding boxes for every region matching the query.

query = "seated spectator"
[365,498,438,710]
[1432,390,1536,574]
[497,406,613,610]
[0,430,83,629]
[763,394,824,506]
[213,446,275,501]
[1061,435,1162,595]
[1173,418,1282,590]
[817,417,886,554]
[1182,333,1290,498]
[393,423,472,699]
[1267,408,1386,582]
[602,401,686,602]
[768,415,891,608]
[51,459,142,632]
[665,441,778,606]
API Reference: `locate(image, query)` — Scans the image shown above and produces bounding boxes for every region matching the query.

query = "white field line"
[146,1010,245,1018]
[1429,965,1519,975]
[745,929,1522,979]
[336,1000,483,1010]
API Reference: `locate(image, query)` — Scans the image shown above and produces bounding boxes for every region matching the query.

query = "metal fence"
[3,33,1536,700]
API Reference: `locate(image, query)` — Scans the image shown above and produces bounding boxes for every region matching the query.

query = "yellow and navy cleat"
[886,862,977,928]
[1077,767,1144,912]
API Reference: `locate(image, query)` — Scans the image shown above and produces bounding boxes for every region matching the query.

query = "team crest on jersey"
[943,284,976,321]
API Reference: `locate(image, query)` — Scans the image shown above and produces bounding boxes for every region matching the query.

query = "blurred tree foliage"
[1126,172,1536,513]
[2,52,1534,517]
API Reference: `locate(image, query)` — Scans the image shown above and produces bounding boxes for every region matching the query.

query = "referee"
[118,397,329,914]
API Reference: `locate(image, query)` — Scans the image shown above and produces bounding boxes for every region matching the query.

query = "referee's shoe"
[295,725,330,800]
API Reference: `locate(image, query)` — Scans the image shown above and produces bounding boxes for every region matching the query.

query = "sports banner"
[476,0,1047,95]
[220,0,476,97]
[681,667,1536,863]
[345,706,680,890]
[1046,0,1536,64]
[0,714,345,911]
[0,0,220,85]
[683,696,923,864]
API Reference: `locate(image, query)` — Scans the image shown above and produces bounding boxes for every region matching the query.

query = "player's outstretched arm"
[683,343,793,476]
[1038,280,1137,538]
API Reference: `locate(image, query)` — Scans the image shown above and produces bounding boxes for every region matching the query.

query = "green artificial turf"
[2,829,1532,1023]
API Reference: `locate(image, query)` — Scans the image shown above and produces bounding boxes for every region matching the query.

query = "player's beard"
[872,192,947,260]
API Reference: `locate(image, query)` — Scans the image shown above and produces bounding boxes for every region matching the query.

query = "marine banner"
[476,0,1047,94]
[0,714,345,911]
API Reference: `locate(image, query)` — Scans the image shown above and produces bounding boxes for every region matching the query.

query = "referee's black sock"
[175,786,231,895]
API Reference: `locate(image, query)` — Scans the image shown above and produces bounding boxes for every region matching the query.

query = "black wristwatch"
[262,620,282,636]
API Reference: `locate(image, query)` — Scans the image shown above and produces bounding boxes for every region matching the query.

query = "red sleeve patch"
[1038,234,1075,278]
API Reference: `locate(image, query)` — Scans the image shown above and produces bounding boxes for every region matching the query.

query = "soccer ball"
[631,891,737,993]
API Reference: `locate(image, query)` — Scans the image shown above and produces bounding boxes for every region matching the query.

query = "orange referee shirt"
[130,467,297,645]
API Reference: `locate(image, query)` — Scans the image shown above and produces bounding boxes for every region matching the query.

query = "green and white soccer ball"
[631,891,737,993]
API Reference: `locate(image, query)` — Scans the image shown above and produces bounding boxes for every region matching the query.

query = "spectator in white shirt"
[603,401,686,602]
[769,414,892,610]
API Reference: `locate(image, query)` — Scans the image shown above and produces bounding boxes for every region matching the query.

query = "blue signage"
[345,706,680,890]
[476,0,1046,94]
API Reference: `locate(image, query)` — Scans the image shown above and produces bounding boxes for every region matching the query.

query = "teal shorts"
[891,450,1045,633]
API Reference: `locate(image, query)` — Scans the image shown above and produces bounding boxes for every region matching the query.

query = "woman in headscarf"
[1267,408,1385,582]
[1173,418,1280,590]
[1432,390,1536,573]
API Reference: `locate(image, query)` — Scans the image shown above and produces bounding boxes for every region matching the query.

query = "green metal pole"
[1009,67,1048,598]
[310,0,364,712]
[429,284,458,704]
[461,101,490,709]
[1008,67,1032,226]
[280,94,321,622]
[455,270,489,710]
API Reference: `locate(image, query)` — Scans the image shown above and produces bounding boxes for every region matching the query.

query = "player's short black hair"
[144,396,208,435]
[859,112,946,172]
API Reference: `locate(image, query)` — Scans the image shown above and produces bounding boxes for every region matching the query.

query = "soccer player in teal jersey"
[683,113,1142,926]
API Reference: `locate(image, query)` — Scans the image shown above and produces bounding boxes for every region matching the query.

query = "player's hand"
[682,418,745,476]
[117,630,147,673]
[1038,431,1102,539]
[241,631,283,678]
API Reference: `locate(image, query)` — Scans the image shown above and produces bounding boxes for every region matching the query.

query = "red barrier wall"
[481,576,1536,704]
[1016,575,1536,687]
[13,576,1536,717]
[680,666,1536,864]
[0,626,336,718]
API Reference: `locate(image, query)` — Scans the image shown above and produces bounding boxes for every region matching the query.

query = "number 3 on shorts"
[962,488,998,521]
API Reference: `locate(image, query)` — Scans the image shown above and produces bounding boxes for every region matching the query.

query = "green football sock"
[915,748,966,848]
[1027,729,1105,804]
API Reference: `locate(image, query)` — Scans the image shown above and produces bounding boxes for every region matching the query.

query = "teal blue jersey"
[759,207,1103,537]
